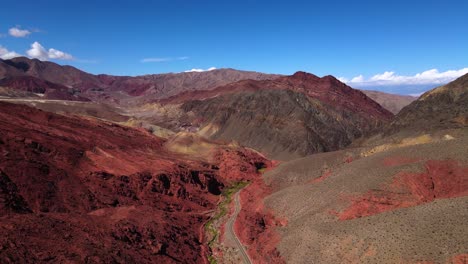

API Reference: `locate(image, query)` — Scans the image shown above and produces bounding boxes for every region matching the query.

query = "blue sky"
[1,0,467,94]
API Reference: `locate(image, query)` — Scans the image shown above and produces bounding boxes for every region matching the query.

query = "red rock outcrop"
[0,102,267,263]
[339,160,468,220]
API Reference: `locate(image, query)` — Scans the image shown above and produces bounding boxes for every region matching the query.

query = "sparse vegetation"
[205,181,249,263]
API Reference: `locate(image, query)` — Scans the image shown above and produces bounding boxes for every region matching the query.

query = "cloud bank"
[0,45,21,59]
[185,67,217,73]
[339,68,468,88]
[26,41,73,61]
[141,56,188,63]
[8,27,31,38]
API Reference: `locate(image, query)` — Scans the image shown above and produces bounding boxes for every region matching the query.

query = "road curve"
[226,190,253,264]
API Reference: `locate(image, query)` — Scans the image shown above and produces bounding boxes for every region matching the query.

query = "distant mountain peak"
[291,71,320,81]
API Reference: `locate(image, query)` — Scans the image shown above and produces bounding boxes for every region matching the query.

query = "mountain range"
[0,57,466,264]
[0,57,414,112]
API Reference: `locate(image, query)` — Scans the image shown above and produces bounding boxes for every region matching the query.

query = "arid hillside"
[388,73,468,133]
[1,57,414,114]
[261,129,468,263]
[0,102,269,263]
[362,90,417,114]
[241,75,468,263]
[154,72,393,160]
[1,57,466,264]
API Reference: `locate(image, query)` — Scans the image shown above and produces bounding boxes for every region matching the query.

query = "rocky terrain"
[252,75,468,263]
[159,72,393,160]
[388,73,468,133]
[262,133,467,263]
[0,102,269,263]
[180,89,384,160]
[0,56,466,264]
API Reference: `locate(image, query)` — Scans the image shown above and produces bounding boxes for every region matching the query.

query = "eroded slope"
[262,130,468,263]
[0,102,268,263]
[182,89,383,160]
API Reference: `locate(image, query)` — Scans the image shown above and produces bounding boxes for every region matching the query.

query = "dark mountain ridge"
[152,72,394,160]
[387,73,468,133]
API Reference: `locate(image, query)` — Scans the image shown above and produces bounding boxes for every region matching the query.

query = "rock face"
[0,102,268,263]
[388,73,468,133]
[361,90,417,114]
[178,72,393,160]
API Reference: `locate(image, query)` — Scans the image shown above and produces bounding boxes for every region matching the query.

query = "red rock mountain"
[0,57,413,114]
[1,58,466,264]
[0,75,89,101]
[0,102,269,263]
[0,57,280,103]
[164,72,393,121]
[149,72,394,160]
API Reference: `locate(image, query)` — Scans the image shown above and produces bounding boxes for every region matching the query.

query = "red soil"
[449,254,468,264]
[344,156,354,163]
[213,148,272,184]
[234,176,286,263]
[339,160,468,220]
[0,102,267,263]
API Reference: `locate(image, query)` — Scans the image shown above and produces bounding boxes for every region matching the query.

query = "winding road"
[226,190,253,264]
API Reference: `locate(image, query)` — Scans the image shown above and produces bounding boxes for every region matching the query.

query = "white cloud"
[338,77,348,83]
[9,27,31,38]
[0,45,21,59]
[409,92,425,97]
[339,68,468,87]
[48,48,73,60]
[141,57,171,63]
[26,41,73,61]
[185,67,217,73]
[351,75,364,83]
[141,56,189,63]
